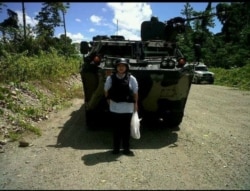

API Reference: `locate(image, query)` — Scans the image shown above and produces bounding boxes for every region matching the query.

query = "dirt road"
[0,84,250,189]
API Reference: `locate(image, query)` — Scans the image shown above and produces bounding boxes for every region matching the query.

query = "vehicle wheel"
[162,112,183,128]
[192,77,195,83]
[195,78,200,84]
[140,112,158,129]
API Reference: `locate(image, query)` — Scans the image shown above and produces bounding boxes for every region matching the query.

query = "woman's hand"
[134,102,138,112]
[107,98,110,105]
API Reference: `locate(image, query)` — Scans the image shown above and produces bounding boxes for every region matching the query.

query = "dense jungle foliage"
[0,2,249,86]
[0,2,249,141]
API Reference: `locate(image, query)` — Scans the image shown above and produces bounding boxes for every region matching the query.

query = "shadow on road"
[47,103,179,150]
[81,150,122,166]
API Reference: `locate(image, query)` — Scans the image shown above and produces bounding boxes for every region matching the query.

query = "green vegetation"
[0,49,81,82]
[0,51,83,141]
[210,63,250,91]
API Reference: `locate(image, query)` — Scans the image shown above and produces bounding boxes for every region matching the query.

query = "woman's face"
[116,64,127,74]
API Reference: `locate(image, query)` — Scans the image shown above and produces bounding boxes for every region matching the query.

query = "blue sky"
[0,2,222,43]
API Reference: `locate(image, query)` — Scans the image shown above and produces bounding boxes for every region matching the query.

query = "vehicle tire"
[162,112,183,128]
[195,77,200,84]
[140,112,158,129]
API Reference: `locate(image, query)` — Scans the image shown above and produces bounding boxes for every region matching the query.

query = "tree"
[216,2,250,43]
[181,2,194,27]
[56,2,70,55]
[59,3,70,39]
[0,8,19,43]
[0,3,7,13]
[34,2,70,53]
[22,1,26,40]
[179,2,216,62]
[35,2,62,38]
[179,3,196,62]
[213,2,250,68]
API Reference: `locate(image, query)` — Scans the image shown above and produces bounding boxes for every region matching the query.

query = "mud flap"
[157,99,184,128]
[85,98,110,129]
[161,111,183,128]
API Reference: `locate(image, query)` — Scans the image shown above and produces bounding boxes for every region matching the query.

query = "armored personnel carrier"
[80,16,199,128]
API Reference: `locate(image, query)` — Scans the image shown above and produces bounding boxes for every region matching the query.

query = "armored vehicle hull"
[81,61,193,128]
[80,17,195,128]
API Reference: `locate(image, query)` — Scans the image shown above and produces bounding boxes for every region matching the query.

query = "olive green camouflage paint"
[82,68,193,113]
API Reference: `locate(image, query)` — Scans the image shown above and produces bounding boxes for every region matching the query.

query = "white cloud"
[117,29,141,41]
[75,18,81,22]
[57,32,85,43]
[89,28,95,32]
[14,10,84,43]
[67,32,85,43]
[90,15,102,25]
[102,7,107,12]
[16,10,38,27]
[106,3,153,40]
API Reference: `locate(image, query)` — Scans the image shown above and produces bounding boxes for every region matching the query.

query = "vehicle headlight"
[161,61,168,67]
[168,60,175,68]
[160,59,176,69]
[105,59,113,67]
[197,73,203,77]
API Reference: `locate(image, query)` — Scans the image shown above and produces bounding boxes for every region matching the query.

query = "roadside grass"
[0,50,83,141]
[210,63,250,91]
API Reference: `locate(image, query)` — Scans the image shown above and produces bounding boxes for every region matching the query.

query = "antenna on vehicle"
[117,19,118,35]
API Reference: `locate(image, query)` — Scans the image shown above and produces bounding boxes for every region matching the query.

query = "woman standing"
[104,58,138,156]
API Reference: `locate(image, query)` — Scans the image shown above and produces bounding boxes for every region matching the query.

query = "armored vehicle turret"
[80,16,200,128]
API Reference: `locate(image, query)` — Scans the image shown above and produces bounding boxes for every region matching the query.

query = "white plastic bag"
[130,111,141,139]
